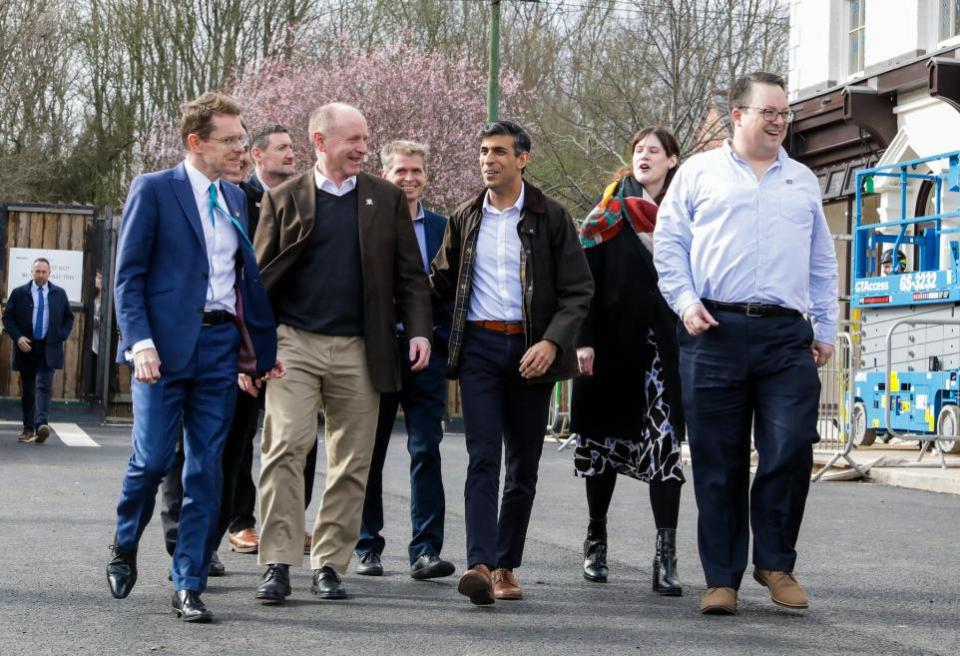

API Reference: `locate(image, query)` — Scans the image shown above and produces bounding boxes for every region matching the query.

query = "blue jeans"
[357,338,448,564]
[114,322,239,592]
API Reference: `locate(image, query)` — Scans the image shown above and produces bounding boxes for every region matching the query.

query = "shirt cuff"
[675,291,702,318]
[813,324,837,346]
[132,339,156,354]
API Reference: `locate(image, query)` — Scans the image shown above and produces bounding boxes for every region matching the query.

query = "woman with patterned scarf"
[570,127,686,595]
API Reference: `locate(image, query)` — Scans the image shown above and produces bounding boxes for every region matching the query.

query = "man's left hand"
[520,340,557,379]
[812,340,834,367]
[263,359,286,380]
[409,337,431,372]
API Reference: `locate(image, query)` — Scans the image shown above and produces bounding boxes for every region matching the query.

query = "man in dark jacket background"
[2,257,75,444]
[430,120,593,606]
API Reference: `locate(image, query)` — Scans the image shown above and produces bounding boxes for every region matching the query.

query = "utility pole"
[488,0,501,122]
[487,0,538,122]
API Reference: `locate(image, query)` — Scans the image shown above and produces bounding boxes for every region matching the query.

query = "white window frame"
[848,0,866,75]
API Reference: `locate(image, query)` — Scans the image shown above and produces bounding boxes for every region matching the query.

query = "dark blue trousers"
[357,337,448,564]
[459,327,552,570]
[114,323,239,592]
[19,341,53,431]
[679,312,819,589]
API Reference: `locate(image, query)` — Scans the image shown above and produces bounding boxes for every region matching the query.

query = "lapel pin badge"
[365,198,374,206]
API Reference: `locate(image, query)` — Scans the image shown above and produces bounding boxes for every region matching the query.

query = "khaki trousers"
[258,324,380,571]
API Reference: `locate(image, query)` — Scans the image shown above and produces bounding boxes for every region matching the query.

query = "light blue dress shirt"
[31,283,49,339]
[468,184,525,322]
[654,140,839,344]
[412,204,430,273]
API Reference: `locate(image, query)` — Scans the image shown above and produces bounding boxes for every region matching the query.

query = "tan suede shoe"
[753,568,809,609]
[492,568,523,600]
[699,586,737,615]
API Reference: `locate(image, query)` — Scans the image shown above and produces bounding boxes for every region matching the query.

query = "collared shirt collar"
[32,281,45,292]
[482,182,525,215]
[184,159,220,196]
[255,172,271,191]
[723,138,787,169]
[413,202,425,222]
[314,165,357,196]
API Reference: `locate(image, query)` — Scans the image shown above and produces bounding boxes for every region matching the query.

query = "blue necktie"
[207,182,253,250]
[34,286,45,339]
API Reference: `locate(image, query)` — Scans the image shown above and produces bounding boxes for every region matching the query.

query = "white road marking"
[0,420,100,447]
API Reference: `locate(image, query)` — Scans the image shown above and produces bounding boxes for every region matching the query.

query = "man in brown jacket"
[252,102,433,603]
[431,120,593,606]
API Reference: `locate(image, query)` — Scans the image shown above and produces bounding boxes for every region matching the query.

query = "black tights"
[585,468,681,537]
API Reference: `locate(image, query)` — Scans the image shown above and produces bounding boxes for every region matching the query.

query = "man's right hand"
[133,347,162,384]
[682,303,719,336]
[16,336,31,353]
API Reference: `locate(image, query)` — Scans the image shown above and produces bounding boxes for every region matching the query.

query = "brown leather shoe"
[457,564,494,606]
[753,568,809,609]
[18,430,34,443]
[228,527,259,554]
[700,587,737,615]
[304,532,312,555]
[492,567,523,600]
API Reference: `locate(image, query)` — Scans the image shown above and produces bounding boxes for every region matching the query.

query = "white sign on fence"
[6,248,85,303]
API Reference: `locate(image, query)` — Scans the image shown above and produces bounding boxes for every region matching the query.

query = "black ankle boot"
[582,534,608,583]
[652,528,682,596]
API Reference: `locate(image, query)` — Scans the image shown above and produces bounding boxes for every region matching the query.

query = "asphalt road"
[0,420,958,656]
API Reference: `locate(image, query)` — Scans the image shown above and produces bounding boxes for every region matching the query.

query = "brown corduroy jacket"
[254,169,432,393]
[430,182,594,382]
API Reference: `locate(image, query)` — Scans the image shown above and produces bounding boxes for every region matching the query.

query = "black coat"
[2,281,75,371]
[569,225,684,441]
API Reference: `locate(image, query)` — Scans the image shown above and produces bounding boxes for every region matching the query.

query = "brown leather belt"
[467,320,524,335]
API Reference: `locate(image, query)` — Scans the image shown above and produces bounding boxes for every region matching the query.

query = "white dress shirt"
[31,283,49,339]
[468,184,525,322]
[654,140,839,343]
[131,160,239,355]
[314,166,357,196]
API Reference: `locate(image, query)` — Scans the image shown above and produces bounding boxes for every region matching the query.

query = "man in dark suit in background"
[253,103,433,604]
[2,257,75,444]
[354,140,455,580]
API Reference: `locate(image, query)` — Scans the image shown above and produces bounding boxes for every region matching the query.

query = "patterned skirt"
[573,328,685,484]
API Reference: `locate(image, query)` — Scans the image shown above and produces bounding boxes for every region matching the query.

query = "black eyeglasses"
[738,106,794,123]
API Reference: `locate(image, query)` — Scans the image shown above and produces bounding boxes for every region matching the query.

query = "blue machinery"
[849,150,960,457]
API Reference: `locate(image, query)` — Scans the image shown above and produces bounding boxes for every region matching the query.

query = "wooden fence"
[0,204,105,403]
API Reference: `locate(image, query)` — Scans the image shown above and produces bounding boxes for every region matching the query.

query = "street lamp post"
[487,0,538,122]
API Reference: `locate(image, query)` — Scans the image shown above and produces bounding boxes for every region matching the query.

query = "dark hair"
[250,124,289,151]
[615,126,681,203]
[728,71,787,110]
[477,120,532,156]
[32,257,50,267]
[179,92,243,148]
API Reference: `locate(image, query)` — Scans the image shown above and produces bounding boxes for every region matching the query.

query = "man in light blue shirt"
[655,72,838,616]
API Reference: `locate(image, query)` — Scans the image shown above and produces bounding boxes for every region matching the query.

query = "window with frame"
[940,0,960,41]
[848,0,865,74]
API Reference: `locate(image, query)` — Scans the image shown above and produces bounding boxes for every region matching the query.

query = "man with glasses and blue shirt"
[655,72,838,616]
[2,257,74,444]
[105,92,282,623]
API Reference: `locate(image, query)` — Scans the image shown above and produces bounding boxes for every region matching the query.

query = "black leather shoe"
[255,564,291,604]
[107,540,138,599]
[653,528,683,596]
[355,552,383,576]
[583,537,608,583]
[410,553,456,580]
[172,590,213,623]
[208,551,226,577]
[311,565,347,599]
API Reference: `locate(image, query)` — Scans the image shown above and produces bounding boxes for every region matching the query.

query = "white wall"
[789,0,842,96]
[864,0,923,68]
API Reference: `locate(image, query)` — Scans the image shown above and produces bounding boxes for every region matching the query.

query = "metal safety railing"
[813,331,867,481]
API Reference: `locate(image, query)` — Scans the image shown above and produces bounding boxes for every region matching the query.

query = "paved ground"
[1,420,958,656]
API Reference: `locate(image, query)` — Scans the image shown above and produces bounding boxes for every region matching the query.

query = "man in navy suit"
[354,140,456,580]
[105,92,282,623]
[2,257,74,444]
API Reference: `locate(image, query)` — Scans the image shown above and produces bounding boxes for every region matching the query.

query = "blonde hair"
[380,140,430,172]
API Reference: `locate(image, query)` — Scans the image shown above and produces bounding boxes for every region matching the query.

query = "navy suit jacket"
[114,163,277,375]
[423,209,452,345]
[2,281,74,370]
